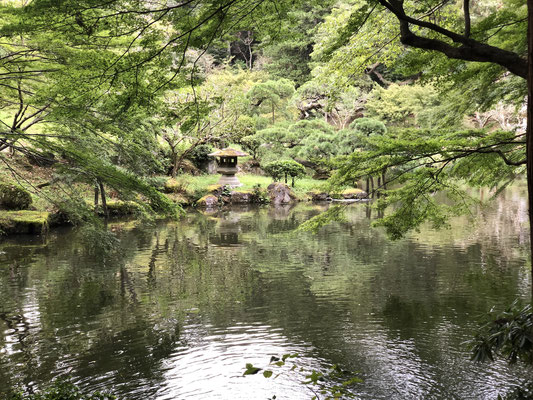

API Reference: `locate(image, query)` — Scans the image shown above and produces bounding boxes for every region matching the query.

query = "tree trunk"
[370,177,375,198]
[94,184,99,207]
[382,168,387,190]
[171,151,178,178]
[248,32,253,69]
[366,177,370,194]
[98,179,109,220]
[526,0,533,301]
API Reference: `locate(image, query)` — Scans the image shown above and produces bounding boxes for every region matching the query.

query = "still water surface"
[0,187,532,399]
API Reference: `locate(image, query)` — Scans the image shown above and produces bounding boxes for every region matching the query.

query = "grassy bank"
[0,153,329,236]
[164,173,327,201]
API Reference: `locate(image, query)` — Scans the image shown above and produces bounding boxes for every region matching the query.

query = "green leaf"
[244,363,262,375]
[304,370,323,385]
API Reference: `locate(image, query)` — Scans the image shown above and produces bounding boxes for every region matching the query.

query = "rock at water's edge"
[230,190,252,204]
[342,188,368,199]
[267,183,296,205]
[197,195,218,207]
[308,191,329,202]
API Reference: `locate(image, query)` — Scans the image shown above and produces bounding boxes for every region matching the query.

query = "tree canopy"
[0,0,529,235]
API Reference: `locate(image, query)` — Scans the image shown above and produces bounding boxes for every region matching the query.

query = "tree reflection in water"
[0,186,531,399]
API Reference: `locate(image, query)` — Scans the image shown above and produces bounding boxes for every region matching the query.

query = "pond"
[0,186,532,399]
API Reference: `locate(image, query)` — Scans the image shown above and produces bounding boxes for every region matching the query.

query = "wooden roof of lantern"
[208,148,248,157]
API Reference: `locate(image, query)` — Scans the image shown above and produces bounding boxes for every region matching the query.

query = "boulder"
[267,182,296,205]
[355,191,369,199]
[196,195,218,208]
[207,184,224,195]
[0,182,32,210]
[230,190,252,204]
[163,178,184,194]
[308,191,329,202]
[96,201,142,216]
[207,160,218,174]
[342,188,368,199]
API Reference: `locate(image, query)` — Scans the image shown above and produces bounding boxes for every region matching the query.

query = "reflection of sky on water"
[0,186,531,399]
[158,322,314,399]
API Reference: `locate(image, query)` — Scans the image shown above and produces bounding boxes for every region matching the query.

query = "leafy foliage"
[298,205,347,234]
[247,79,295,124]
[365,84,440,127]
[471,301,533,364]
[332,128,524,238]
[263,160,306,186]
[188,144,214,169]
[350,118,387,136]
[259,2,335,86]
[244,353,362,399]
[240,135,263,160]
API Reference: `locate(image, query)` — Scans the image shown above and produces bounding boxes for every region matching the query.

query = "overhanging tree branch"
[376,0,527,78]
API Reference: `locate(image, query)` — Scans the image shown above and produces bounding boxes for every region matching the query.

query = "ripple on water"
[156,322,315,400]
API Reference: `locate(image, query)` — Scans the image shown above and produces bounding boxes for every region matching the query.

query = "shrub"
[250,184,269,204]
[349,117,387,136]
[144,176,168,191]
[263,160,306,187]
[188,144,213,168]
[470,301,533,364]
[240,135,263,160]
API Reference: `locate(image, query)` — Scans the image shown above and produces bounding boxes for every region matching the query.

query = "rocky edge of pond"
[0,179,369,236]
[196,183,369,208]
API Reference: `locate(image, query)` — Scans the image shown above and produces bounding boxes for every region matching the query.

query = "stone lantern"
[208,147,248,187]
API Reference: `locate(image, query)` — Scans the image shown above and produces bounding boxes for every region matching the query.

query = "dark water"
[0,187,532,399]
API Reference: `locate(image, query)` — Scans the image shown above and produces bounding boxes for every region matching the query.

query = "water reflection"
[0,186,531,399]
[209,210,244,247]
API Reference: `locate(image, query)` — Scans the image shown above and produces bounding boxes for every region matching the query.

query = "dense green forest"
[0,0,527,230]
[1,0,532,398]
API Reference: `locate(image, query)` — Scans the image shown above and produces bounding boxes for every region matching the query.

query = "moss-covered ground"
[0,210,49,235]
